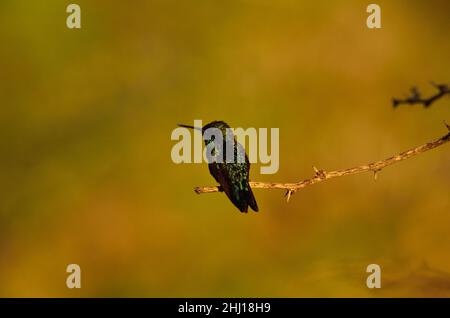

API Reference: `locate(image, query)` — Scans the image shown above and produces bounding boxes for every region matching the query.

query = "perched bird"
[178,121,258,213]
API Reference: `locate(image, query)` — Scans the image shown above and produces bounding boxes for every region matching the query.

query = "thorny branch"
[194,124,450,202]
[393,82,450,108]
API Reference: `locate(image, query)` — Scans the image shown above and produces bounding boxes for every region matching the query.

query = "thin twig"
[393,82,450,108]
[194,126,450,201]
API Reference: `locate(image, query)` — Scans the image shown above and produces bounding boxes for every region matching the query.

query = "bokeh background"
[0,0,449,297]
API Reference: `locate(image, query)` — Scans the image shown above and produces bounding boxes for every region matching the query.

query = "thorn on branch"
[373,169,381,181]
[285,190,292,202]
[393,83,450,108]
[313,166,327,179]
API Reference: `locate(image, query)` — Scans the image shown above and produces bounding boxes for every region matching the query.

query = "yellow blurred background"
[0,0,449,297]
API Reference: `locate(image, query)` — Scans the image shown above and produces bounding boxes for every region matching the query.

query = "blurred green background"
[0,0,449,297]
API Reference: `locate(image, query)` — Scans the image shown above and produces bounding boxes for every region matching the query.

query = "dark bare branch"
[393,82,450,108]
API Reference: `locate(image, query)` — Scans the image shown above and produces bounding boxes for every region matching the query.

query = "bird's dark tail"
[246,186,258,212]
[231,183,258,213]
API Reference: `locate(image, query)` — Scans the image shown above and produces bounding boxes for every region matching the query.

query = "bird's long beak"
[178,124,202,132]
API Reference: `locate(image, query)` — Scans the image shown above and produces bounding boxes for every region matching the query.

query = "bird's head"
[178,121,233,148]
[202,121,230,135]
[178,121,232,138]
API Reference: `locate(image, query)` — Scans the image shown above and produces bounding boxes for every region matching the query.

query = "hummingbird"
[178,121,258,213]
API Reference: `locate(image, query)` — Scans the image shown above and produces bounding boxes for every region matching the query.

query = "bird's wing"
[209,162,249,212]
